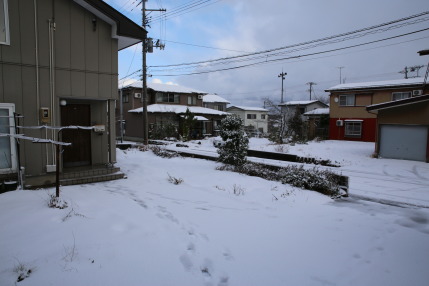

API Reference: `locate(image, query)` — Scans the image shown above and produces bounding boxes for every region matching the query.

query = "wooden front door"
[61,104,91,167]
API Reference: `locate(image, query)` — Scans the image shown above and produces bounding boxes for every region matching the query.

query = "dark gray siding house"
[0,0,146,188]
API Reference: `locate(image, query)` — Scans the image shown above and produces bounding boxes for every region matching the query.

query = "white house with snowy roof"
[278,100,329,121]
[116,81,228,140]
[226,106,269,135]
[203,94,230,112]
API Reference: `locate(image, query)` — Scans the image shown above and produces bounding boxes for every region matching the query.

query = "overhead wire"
[149,0,221,24]
[149,28,429,76]
[149,18,429,73]
[149,11,429,69]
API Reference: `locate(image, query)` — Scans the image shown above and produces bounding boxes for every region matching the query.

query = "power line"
[157,39,251,53]
[150,17,429,72]
[150,27,429,76]
[149,11,429,69]
[149,0,222,24]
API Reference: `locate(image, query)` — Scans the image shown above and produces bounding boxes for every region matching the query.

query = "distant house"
[117,82,228,140]
[366,94,429,162]
[326,78,428,142]
[203,94,230,112]
[303,108,330,140]
[226,106,269,135]
[278,100,329,120]
[0,0,145,188]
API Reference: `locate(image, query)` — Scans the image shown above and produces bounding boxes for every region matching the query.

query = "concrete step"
[61,167,121,180]
[60,171,125,186]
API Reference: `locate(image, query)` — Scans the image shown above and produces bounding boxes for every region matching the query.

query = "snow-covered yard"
[1,140,429,286]
[169,138,429,208]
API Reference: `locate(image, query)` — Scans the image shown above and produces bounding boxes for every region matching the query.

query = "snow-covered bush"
[150,146,180,158]
[217,162,343,198]
[13,261,33,282]
[167,173,184,185]
[217,115,249,166]
[150,122,178,140]
[47,194,68,209]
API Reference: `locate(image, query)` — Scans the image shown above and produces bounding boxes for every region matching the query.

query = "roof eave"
[73,0,147,50]
[366,94,429,113]
[326,83,424,93]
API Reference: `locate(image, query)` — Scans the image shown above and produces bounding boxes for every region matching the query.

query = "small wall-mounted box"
[46,164,56,173]
[40,107,51,124]
[93,125,105,132]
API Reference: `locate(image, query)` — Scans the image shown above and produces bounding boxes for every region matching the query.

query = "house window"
[247,114,256,119]
[345,121,362,138]
[122,94,129,103]
[261,114,266,119]
[0,0,10,45]
[392,92,411,101]
[215,105,224,111]
[187,96,196,105]
[0,103,17,172]
[156,92,179,103]
[339,94,355,106]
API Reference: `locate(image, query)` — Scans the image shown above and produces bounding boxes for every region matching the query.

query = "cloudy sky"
[106,0,429,107]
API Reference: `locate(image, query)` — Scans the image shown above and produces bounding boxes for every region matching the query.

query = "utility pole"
[306,82,316,100]
[278,71,287,103]
[141,0,166,145]
[337,66,344,84]
[399,66,409,79]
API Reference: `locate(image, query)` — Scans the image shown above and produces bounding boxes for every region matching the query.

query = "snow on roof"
[128,104,228,116]
[326,77,424,91]
[228,106,268,112]
[279,100,319,106]
[202,94,230,104]
[303,108,330,116]
[123,81,207,94]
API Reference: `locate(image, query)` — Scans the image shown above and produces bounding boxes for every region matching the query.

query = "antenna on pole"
[278,70,287,103]
[337,67,344,84]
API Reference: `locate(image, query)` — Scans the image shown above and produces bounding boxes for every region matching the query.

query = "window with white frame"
[247,114,256,119]
[339,94,355,106]
[0,0,10,45]
[0,103,17,172]
[392,92,411,101]
[261,114,266,119]
[345,121,362,138]
[187,95,196,105]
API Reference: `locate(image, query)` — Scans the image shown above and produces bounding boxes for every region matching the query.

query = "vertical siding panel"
[37,0,52,67]
[70,3,85,71]
[54,0,71,69]
[56,70,71,97]
[86,73,98,98]
[111,39,118,99]
[71,71,85,97]
[18,0,35,65]
[85,13,98,73]
[98,21,111,73]
[21,66,44,175]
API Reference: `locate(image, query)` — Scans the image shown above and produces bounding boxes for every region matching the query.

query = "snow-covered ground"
[1,141,429,286]
[168,138,429,208]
